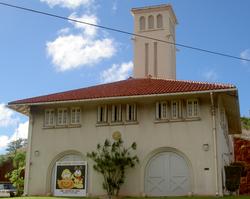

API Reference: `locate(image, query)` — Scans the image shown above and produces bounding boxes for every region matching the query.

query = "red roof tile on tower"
[8,78,236,105]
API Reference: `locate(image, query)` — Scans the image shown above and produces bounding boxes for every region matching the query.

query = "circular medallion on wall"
[112,131,121,141]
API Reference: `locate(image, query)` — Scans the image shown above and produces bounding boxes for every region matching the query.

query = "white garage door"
[145,152,191,196]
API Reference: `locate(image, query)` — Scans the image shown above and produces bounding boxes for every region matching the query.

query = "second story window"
[187,99,199,118]
[97,105,108,123]
[171,100,182,119]
[45,109,55,127]
[156,101,167,120]
[139,16,146,31]
[57,108,68,125]
[126,104,137,122]
[111,104,122,123]
[71,107,81,124]
[157,14,163,28]
[148,15,154,29]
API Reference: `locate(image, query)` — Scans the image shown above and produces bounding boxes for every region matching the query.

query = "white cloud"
[69,13,98,38]
[47,35,116,71]
[202,69,218,81]
[57,28,70,35]
[240,49,250,64]
[46,6,116,72]
[0,121,29,151]
[101,61,133,83]
[0,135,9,149]
[40,0,93,9]
[10,121,29,142]
[0,103,18,127]
[41,0,117,73]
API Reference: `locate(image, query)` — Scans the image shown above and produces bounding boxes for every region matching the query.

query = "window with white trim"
[187,99,199,118]
[157,14,163,28]
[171,100,182,119]
[139,16,145,31]
[97,105,108,123]
[126,104,137,122]
[111,104,122,123]
[45,109,55,127]
[156,101,167,120]
[71,107,81,124]
[148,15,154,29]
[57,108,68,125]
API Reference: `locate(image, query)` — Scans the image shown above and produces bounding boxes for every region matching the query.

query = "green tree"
[6,151,26,196]
[241,117,250,130]
[87,139,139,199]
[1,139,27,196]
[0,154,9,166]
[6,138,27,154]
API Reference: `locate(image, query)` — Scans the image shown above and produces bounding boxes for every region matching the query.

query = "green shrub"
[87,139,139,198]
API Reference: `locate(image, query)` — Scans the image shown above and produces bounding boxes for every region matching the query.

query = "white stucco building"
[8,4,241,197]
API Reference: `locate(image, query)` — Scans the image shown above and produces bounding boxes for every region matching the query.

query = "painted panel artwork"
[54,161,87,197]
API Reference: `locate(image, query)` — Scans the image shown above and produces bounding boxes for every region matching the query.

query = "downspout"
[210,92,219,196]
[24,112,33,196]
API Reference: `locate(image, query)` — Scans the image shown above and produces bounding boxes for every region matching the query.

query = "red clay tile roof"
[8,78,236,105]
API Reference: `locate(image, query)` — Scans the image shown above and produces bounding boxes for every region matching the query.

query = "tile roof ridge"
[132,77,235,88]
[164,78,235,88]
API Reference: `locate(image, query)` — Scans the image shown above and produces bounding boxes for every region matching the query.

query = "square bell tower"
[131,4,178,79]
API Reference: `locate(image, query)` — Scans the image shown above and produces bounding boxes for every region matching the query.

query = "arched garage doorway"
[46,151,85,195]
[145,151,191,196]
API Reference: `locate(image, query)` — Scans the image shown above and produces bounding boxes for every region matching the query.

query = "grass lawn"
[125,196,250,199]
[5,197,250,198]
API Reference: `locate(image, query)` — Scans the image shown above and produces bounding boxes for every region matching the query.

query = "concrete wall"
[25,95,222,196]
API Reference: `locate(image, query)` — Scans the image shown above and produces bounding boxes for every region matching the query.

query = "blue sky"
[0,0,250,154]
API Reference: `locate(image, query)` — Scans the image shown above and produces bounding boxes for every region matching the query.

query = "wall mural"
[54,161,87,196]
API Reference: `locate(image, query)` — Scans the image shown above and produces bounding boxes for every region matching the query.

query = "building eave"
[220,90,242,135]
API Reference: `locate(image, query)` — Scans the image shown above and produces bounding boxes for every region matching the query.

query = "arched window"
[157,14,163,28]
[148,15,154,29]
[139,16,145,31]
[50,153,84,195]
